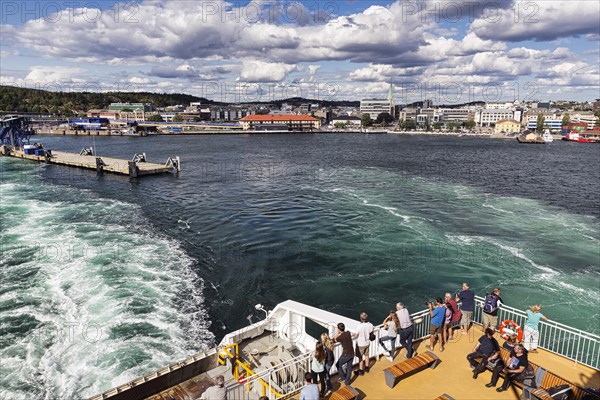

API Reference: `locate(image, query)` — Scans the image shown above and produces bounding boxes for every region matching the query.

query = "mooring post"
[128,161,138,178]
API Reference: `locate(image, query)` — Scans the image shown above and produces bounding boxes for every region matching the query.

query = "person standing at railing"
[379,310,399,362]
[524,304,548,353]
[333,323,354,386]
[456,282,475,335]
[396,303,415,359]
[354,312,374,376]
[426,298,446,352]
[482,288,503,332]
[444,293,462,341]
[310,342,326,397]
[320,333,334,396]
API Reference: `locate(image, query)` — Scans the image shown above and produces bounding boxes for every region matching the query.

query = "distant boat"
[542,130,553,143]
[562,132,596,143]
[517,132,545,144]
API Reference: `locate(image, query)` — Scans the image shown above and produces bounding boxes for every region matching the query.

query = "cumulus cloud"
[470,1,600,42]
[24,66,87,84]
[239,60,298,82]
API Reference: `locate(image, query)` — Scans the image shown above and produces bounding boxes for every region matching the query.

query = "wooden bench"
[526,369,600,400]
[434,394,455,400]
[478,348,600,400]
[330,385,359,400]
[384,351,440,388]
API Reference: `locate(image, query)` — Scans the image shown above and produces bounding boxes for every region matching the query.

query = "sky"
[0,0,599,104]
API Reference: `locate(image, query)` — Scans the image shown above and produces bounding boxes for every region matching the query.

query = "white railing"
[472,296,600,369]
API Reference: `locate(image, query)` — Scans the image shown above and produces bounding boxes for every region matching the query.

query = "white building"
[360,99,393,120]
[476,109,515,126]
[485,102,515,110]
[332,116,362,126]
[439,108,474,123]
[571,112,597,129]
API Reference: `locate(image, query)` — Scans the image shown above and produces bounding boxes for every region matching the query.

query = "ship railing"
[471,295,600,369]
[230,351,312,399]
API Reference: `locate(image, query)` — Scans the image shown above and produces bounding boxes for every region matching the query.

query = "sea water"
[0,134,598,398]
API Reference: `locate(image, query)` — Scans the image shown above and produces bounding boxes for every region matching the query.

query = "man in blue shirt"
[299,372,320,400]
[456,282,475,335]
[426,297,446,352]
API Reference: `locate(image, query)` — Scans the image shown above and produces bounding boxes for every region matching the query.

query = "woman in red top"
[444,292,462,342]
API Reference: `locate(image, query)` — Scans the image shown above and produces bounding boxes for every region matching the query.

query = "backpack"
[547,384,573,400]
[516,364,536,388]
[483,293,498,314]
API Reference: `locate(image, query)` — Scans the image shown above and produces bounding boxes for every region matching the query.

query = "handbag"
[369,331,376,341]
[486,358,501,369]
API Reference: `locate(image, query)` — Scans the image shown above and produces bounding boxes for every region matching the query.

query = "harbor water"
[1,134,598,399]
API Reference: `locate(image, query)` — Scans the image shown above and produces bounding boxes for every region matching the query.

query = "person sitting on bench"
[466,328,500,380]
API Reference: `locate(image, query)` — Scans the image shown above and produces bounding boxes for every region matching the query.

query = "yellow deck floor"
[338,327,600,400]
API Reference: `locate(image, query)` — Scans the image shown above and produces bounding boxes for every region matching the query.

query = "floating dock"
[1,146,180,178]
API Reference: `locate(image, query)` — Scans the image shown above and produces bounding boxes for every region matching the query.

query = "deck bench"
[384,351,440,389]
[475,348,600,400]
[434,394,455,400]
[330,385,359,400]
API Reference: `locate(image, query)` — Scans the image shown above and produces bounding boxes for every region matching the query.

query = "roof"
[240,114,318,122]
[333,115,361,121]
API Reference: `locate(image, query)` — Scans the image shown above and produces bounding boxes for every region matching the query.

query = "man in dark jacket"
[466,328,500,379]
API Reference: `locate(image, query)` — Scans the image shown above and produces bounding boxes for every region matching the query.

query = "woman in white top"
[379,310,399,361]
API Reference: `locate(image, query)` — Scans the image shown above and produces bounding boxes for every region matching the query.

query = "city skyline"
[1,0,599,103]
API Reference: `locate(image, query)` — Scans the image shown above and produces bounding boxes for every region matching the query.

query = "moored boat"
[516,132,545,144]
[562,132,596,143]
[542,129,553,143]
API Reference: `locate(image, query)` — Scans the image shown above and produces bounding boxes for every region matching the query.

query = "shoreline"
[31,129,564,140]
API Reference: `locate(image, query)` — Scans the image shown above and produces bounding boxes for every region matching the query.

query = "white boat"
[543,129,553,143]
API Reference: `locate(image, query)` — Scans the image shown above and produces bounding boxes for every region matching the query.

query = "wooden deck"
[346,327,599,400]
[4,148,177,177]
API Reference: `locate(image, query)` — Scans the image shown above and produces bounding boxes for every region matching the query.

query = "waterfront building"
[332,115,362,127]
[398,107,418,122]
[360,83,395,120]
[476,109,515,126]
[239,114,320,131]
[107,103,154,122]
[210,106,252,122]
[571,112,597,129]
[416,108,439,125]
[494,119,521,133]
[439,108,475,124]
[526,118,562,131]
[360,99,393,120]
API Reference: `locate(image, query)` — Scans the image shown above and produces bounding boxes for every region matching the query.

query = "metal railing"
[472,296,600,369]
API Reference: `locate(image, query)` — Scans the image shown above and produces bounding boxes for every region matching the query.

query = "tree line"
[0,85,213,116]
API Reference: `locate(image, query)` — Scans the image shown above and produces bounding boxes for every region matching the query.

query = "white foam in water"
[0,175,214,399]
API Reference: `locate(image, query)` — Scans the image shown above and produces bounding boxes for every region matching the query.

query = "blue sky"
[1,0,599,103]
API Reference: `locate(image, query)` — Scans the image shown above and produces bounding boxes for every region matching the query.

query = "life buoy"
[499,319,523,341]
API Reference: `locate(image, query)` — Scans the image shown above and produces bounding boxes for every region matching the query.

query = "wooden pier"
[1,146,180,178]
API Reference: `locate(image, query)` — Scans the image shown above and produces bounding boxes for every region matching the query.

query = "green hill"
[0,85,216,115]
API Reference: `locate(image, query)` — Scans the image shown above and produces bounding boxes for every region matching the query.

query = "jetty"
[1,116,180,178]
